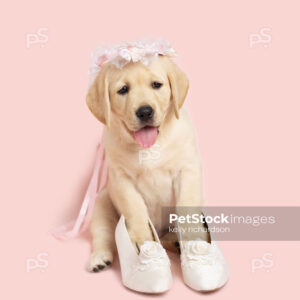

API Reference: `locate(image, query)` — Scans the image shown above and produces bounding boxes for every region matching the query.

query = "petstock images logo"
[161,206,300,241]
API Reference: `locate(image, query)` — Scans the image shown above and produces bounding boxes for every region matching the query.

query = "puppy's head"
[86,56,189,148]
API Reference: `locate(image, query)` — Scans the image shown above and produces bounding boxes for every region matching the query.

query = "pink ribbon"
[52,134,108,240]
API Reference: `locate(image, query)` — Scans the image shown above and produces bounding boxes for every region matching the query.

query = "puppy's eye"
[117,85,129,95]
[152,81,163,89]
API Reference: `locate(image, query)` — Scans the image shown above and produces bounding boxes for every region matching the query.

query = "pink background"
[1,0,299,299]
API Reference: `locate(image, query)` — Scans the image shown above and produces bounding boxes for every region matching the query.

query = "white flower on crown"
[88,38,176,86]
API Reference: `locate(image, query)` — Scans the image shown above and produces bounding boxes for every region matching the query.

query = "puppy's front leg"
[175,166,208,242]
[108,169,153,251]
[89,189,118,272]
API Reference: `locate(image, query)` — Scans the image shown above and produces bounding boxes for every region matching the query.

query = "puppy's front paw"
[160,231,180,253]
[128,230,154,253]
[88,250,113,273]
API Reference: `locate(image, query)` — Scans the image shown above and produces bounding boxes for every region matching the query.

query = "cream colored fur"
[86,56,204,272]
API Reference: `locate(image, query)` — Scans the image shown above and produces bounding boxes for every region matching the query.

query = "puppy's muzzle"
[136,105,154,123]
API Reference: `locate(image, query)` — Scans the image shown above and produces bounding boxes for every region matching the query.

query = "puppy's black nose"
[136,105,154,122]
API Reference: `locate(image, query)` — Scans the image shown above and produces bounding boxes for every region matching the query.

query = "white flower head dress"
[88,38,176,86]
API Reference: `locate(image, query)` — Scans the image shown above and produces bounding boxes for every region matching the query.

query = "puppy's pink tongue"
[133,126,158,148]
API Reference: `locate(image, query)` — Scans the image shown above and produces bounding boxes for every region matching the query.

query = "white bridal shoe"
[179,218,229,291]
[115,215,172,293]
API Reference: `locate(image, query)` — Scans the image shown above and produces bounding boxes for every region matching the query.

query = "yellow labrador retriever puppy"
[87,55,204,272]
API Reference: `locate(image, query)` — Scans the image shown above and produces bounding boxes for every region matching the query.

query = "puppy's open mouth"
[133,126,159,148]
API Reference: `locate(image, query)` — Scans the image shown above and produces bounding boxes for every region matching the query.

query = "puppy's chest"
[134,168,175,233]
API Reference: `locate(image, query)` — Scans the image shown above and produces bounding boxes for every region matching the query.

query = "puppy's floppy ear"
[86,67,111,127]
[166,57,189,119]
